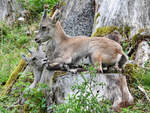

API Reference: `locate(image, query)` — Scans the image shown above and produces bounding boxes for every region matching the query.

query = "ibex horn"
[51,9,61,22]
[42,9,47,19]
[26,48,32,54]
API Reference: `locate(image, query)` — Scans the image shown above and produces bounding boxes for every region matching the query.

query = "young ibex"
[22,46,46,88]
[35,9,128,72]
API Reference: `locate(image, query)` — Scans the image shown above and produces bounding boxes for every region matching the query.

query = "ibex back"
[35,9,128,72]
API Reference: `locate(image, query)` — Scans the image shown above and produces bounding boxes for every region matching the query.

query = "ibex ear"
[51,9,61,24]
[26,48,33,54]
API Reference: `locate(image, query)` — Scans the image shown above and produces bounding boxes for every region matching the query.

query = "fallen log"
[0,59,27,96]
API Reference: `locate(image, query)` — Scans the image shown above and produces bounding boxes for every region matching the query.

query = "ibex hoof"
[97,68,103,73]
[114,65,122,72]
[41,58,48,65]
[50,63,59,67]
[69,69,78,74]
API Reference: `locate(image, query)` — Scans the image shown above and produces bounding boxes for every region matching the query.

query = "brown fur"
[51,22,124,72]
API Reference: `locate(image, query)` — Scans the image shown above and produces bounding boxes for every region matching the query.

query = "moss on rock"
[124,63,145,82]
[52,71,67,83]
[92,26,118,37]
[129,29,150,59]
[124,63,139,77]
[131,33,141,47]
[131,29,148,47]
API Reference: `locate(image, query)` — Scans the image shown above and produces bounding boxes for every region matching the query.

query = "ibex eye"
[41,26,46,31]
[32,57,37,61]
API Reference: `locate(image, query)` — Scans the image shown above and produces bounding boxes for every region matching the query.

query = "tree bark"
[0,0,22,23]
[93,0,150,37]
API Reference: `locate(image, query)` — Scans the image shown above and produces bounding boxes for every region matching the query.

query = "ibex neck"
[54,21,68,45]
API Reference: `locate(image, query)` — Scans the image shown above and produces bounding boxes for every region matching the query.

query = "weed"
[23,84,48,113]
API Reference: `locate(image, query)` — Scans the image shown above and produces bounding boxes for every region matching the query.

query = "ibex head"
[22,47,46,70]
[35,9,61,43]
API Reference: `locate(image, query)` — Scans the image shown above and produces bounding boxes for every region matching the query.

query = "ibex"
[22,46,46,88]
[35,9,128,72]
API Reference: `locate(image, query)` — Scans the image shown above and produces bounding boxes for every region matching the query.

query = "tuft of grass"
[124,62,150,87]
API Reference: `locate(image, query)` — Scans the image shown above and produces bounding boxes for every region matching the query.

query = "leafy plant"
[23,84,48,113]
[53,65,112,113]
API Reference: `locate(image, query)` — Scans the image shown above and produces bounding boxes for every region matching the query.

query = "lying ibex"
[35,9,128,72]
[22,46,46,88]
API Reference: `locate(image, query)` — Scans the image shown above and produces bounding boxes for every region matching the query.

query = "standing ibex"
[35,9,128,72]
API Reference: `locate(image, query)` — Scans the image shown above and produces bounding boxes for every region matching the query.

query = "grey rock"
[135,41,150,67]
[0,0,23,23]
[60,0,95,36]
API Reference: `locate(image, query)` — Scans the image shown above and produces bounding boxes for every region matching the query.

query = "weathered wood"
[138,86,150,102]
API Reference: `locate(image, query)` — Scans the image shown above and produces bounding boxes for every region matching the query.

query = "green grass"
[0,21,37,90]
[0,20,39,112]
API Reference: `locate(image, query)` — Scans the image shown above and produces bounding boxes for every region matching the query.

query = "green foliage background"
[18,0,59,18]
